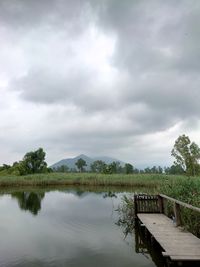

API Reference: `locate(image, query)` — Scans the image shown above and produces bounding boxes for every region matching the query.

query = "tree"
[157,166,163,174]
[133,168,140,174]
[164,164,185,175]
[116,162,124,173]
[110,161,118,173]
[54,165,69,173]
[20,148,48,175]
[90,160,106,173]
[102,164,112,174]
[144,167,151,174]
[102,161,122,174]
[171,134,200,176]
[75,158,87,172]
[124,163,133,174]
[0,164,11,172]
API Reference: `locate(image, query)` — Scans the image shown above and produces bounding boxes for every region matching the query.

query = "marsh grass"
[161,177,200,207]
[161,177,200,237]
[0,172,177,188]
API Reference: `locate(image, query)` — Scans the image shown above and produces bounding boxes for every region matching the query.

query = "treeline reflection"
[11,192,45,215]
[10,189,118,216]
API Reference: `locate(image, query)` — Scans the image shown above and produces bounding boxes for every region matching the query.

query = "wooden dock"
[134,194,200,264]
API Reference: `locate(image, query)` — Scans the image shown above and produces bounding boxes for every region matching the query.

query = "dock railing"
[134,194,164,216]
[134,193,200,227]
[159,194,200,227]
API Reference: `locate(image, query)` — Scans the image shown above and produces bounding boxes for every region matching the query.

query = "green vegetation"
[171,134,200,176]
[161,177,200,206]
[0,172,170,187]
[54,165,69,173]
[90,160,105,173]
[0,172,199,193]
[75,158,87,172]
[161,178,200,237]
[0,148,50,176]
[18,148,49,175]
[124,163,134,174]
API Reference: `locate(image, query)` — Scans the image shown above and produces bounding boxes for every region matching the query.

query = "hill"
[51,154,125,171]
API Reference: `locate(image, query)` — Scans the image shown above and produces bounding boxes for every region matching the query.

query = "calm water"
[0,188,158,267]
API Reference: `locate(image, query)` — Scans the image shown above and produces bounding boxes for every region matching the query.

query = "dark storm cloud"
[92,0,199,71]
[0,0,90,33]
[8,0,200,113]
[88,0,200,124]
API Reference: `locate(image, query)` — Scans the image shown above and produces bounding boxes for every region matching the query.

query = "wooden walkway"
[134,194,200,263]
[137,213,200,261]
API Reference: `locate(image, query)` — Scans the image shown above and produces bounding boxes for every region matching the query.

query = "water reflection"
[103,191,117,198]
[11,192,45,215]
[10,189,119,216]
[0,188,157,267]
[134,222,166,267]
[116,213,166,267]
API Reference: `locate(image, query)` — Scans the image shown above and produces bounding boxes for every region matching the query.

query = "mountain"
[51,154,125,170]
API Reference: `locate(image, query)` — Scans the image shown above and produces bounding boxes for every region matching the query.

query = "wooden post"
[134,195,138,218]
[173,202,181,227]
[135,224,139,253]
[158,195,164,213]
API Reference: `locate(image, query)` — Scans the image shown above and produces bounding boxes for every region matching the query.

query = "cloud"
[0,0,90,33]
[0,0,200,166]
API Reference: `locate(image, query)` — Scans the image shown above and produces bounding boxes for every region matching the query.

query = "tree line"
[53,160,165,174]
[54,134,200,175]
[0,148,51,175]
[53,161,185,175]
[0,134,200,176]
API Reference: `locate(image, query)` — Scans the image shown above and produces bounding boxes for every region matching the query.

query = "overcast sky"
[0,0,200,167]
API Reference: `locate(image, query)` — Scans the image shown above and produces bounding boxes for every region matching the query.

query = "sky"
[0,0,200,168]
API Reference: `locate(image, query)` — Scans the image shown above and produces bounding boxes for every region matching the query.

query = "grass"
[0,172,183,187]
[160,177,200,237]
[161,177,200,206]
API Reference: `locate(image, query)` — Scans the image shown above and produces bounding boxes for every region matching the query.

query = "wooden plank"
[163,252,200,257]
[170,256,200,261]
[137,213,200,261]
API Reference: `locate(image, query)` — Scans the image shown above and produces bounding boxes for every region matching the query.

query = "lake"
[0,187,163,267]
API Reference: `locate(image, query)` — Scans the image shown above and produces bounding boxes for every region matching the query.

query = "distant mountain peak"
[51,154,125,170]
[76,154,91,159]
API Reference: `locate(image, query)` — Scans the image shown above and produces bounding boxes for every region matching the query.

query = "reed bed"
[0,172,178,187]
[160,177,200,237]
